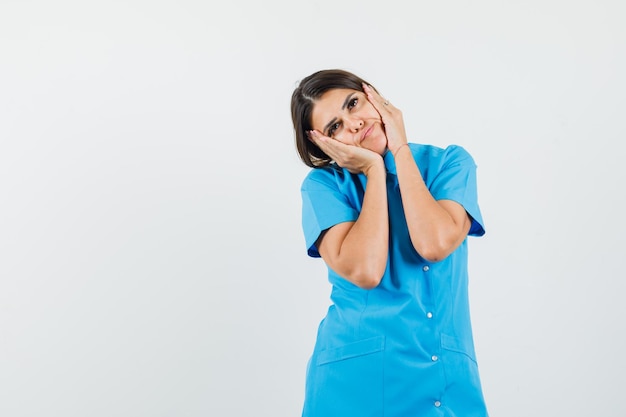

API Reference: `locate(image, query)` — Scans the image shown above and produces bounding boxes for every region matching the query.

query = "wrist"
[362,157,385,177]
[392,143,409,158]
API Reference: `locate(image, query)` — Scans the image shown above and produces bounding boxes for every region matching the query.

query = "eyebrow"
[323,93,356,135]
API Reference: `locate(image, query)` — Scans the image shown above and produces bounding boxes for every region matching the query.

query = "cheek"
[364,107,381,121]
[334,131,353,145]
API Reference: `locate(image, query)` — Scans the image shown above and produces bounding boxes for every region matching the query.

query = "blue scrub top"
[300,143,489,417]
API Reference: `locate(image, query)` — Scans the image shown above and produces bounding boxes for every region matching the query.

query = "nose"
[346,116,364,132]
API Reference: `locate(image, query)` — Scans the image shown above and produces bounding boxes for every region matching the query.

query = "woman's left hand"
[363,83,408,156]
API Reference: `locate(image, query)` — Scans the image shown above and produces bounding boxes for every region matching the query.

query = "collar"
[383,148,397,175]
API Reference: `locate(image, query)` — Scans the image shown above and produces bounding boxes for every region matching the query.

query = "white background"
[1,0,625,416]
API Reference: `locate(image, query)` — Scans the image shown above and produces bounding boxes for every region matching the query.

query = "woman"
[290,69,489,417]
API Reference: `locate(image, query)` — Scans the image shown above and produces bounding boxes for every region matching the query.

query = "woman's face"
[311,88,387,155]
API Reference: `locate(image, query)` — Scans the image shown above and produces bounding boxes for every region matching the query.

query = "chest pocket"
[317,335,385,365]
[441,333,476,363]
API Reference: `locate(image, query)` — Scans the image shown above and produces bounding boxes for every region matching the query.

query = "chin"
[374,145,387,156]
[367,136,388,155]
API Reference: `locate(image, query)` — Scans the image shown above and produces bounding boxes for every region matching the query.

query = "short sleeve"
[428,145,485,236]
[301,168,360,257]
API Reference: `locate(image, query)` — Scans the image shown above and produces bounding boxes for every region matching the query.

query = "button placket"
[423,264,434,320]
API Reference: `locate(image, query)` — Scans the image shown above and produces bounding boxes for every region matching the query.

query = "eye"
[348,97,358,109]
[328,122,341,137]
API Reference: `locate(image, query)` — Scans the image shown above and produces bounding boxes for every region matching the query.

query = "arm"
[393,146,471,262]
[363,84,470,262]
[309,131,389,289]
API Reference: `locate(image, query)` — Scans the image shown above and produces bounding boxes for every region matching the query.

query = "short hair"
[290,69,373,168]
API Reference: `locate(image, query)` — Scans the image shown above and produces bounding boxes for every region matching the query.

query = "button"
[426,312,433,319]
[423,265,430,272]
[431,355,438,362]
[434,400,441,407]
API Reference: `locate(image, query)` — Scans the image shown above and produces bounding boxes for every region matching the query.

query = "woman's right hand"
[308,130,383,175]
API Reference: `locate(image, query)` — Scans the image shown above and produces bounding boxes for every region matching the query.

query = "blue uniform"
[300,143,489,417]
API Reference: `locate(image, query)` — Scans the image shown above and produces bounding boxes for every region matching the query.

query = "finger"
[362,83,392,111]
[307,129,326,146]
[309,130,338,155]
[310,130,356,162]
[310,129,338,149]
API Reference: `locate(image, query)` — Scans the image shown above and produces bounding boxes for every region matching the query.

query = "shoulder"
[409,142,474,159]
[409,143,476,167]
[301,164,355,191]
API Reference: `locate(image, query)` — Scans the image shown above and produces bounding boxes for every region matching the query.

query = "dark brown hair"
[290,69,373,168]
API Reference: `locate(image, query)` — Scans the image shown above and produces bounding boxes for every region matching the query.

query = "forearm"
[320,162,389,288]
[394,145,468,262]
